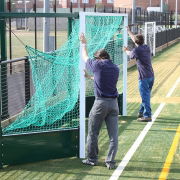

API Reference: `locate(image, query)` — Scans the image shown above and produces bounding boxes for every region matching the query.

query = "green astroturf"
[0,42,179,179]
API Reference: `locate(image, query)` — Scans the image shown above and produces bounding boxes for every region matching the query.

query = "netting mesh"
[85,16,124,96]
[3,15,124,135]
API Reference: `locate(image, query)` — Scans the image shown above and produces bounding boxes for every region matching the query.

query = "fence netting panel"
[3,15,124,135]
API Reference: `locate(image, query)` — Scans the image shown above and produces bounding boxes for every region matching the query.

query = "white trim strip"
[109,77,180,180]
[122,16,128,116]
[79,12,128,17]
[79,12,86,159]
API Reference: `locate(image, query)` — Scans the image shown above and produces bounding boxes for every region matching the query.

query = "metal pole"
[79,12,86,159]
[161,0,163,12]
[78,0,80,10]
[68,3,73,37]
[0,0,7,168]
[132,0,136,25]
[123,15,128,116]
[43,0,50,52]
[0,0,6,61]
[0,0,9,120]
[54,0,57,50]
[34,0,37,49]
[24,0,27,30]
[8,0,13,74]
[175,0,178,27]
[24,57,31,105]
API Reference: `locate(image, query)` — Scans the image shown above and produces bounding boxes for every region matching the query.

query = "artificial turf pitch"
[0,42,179,180]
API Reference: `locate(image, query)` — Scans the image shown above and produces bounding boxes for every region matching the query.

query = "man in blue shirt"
[80,34,119,169]
[124,27,154,122]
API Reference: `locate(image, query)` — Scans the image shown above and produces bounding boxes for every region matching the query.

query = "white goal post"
[79,12,128,158]
[144,22,156,56]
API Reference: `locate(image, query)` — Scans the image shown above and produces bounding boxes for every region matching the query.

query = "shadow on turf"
[122,165,180,173]
[155,118,180,124]
[152,63,179,96]
[0,158,113,179]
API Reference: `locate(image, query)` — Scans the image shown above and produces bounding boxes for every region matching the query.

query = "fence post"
[7,0,12,74]
[70,2,72,13]
[53,0,57,50]
[94,4,96,12]
[166,29,168,47]
[33,0,37,49]
[161,12,163,25]
[118,7,121,13]
[0,0,9,120]
[152,11,155,22]
[0,60,1,168]
[139,8,142,29]
[170,11,173,28]
[146,11,149,22]
[0,0,7,169]
[144,10,146,24]
[0,56,2,169]
[165,13,167,28]
[134,7,137,24]
[68,2,73,37]
[83,3,86,12]
[24,57,31,105]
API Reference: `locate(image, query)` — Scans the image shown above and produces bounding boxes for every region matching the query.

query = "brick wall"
[114,0,161,9]
[114,0,180,12]
[167,0,180,12]
[136,0,160,8]
[114,0,132,8]
[62,0,113,8]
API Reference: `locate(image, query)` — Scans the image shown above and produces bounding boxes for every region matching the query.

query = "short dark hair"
[94,49,110,60]
[135,34,144,45]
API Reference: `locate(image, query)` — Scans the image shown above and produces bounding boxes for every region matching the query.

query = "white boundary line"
[110,77,180,180]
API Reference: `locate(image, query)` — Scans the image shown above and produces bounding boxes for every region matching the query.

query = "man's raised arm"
[127,26,137,46]
[79,33,89,62]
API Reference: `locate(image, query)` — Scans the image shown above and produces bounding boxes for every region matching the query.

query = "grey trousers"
[87,97,119,164]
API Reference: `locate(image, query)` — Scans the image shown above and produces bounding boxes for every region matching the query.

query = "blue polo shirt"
[86,59,119,98]
[130,45,154,80]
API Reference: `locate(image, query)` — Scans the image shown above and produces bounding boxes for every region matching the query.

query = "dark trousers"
[86,97,119,164]
[138,77,154,118]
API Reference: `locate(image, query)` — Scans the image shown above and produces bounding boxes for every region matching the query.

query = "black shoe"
[137,117,152,122]
[82,159,97,166]
[105,162,116,170]
[137,112,143,118]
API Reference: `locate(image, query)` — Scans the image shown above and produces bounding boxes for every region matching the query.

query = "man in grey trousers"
[80,34,119,169]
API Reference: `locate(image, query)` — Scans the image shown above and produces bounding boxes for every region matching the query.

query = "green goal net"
[3,13,126,135]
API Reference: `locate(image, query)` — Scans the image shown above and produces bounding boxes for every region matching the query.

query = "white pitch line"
[109,77,180,180]
[166,77,180,98]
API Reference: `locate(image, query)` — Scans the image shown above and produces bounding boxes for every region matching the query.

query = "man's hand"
[80,33,87,44]
[126,26,130,32]
[123,46,131,56]
[123,46,129,52]
[84,70,94,80]
[79,33,89,62]
[126,26,138,46]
